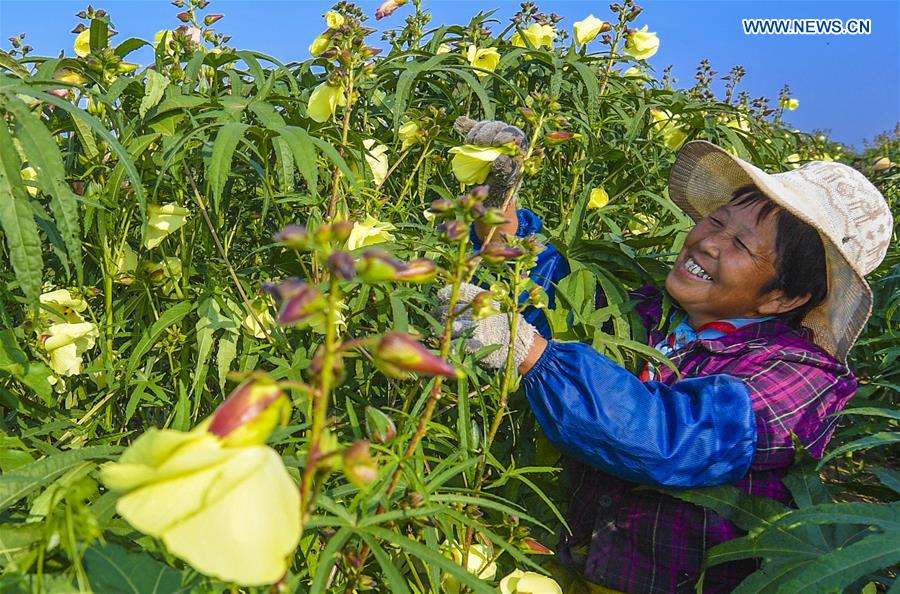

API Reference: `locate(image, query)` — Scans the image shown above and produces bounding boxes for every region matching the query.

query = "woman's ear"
[758,291,811,316]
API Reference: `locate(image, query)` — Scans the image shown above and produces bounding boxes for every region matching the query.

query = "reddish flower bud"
[545,131,580,144]
[343,440,378,488]
[375,0,407,19]
[480,243,524,265]
[365,406,397,444]
[393,258,437,284]
[203,13,224,26]
[374,332,459,379]
[176,10,191,22]
[208,374,290,446]
[72,23,87,33]
[262,277,307,303]
[273,224,310,250]
[357,250,404,283]
[522,537,553,554]
[439,220,466,242]
[330,220,354,243]
[428,199,454,214]
[327,251,356,280]
[276,283,326,326]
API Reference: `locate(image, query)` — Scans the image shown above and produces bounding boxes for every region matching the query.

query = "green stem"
[328,71,355,220]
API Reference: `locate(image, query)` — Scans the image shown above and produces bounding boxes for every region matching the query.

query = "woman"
[442,122,893,592]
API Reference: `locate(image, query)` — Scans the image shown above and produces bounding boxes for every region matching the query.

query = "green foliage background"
[0,1,897,592]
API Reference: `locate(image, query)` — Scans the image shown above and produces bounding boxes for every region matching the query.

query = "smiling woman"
[443,137,893,593]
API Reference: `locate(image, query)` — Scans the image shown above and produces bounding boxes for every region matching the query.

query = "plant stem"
[328,72,355,220]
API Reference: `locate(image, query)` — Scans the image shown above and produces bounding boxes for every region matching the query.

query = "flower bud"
[273,224,310,250]
[330,220,354,243]
[203,13,224,26]
[393,258,437,284]
[481,243,524,265]
[357,250,404,283]
[428,199,454,215]
[176,10,191,22]
[343,440,377,488]
[327,251,356,280]
[439,220,467,242]
[374,332,459,379]
[522,537,553,554]
[208,374,290,446]
[308,346,346,384]
[365,406,397,444]
[477,208,510,226]
[276,283,327,326]
[545,131,582,144]
[470,291,500,319]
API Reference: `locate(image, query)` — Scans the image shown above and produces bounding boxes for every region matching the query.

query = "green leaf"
[278,126,318,197]
[70,109,99,159]
[0,446,120,511]
[139,69,169,118]
[207,122,249,214]
[0,329,52,401]
[84,542,186,594]
[776,531,900,594]
[818,432,900,468]
[6,96,83,284]
[770,502,900,532]
[871,468,900,494]
[309,526,354,594]
[88,19,108,53]
[732,557,814,593]
[307,135,359,193]
[0,117,42,305]
[125,301,196,381]
[661,485,790,532]
[357,533,413,594]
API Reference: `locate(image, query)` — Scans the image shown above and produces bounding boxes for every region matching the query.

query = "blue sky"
[1,0,897,148]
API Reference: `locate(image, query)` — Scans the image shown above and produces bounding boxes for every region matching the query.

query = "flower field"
[0,0,897,592]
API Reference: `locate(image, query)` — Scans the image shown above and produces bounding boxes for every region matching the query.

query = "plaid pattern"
[558,286,857,593]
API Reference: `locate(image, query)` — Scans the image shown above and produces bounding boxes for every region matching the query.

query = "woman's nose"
[696,232,721,258]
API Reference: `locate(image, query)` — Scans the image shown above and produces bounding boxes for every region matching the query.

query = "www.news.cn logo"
[742,18,872,35]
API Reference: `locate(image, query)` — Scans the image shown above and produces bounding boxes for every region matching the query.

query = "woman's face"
[666,200,794,328]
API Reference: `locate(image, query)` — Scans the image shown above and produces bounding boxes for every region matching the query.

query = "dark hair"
[729,185,828,327]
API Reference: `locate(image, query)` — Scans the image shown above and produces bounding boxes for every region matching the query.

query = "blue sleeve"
[522,340,757,488]
[522,242,570,339]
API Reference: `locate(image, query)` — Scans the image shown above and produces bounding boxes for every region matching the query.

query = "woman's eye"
[708,217,722,226]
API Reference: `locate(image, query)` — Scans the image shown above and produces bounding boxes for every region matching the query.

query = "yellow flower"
[466,45,501,77]
[511,23,555,49]
[499,570,563,594]
[40,322,98,377]
[649,109,688,151]
[74,29,91,58]
[21,166,38,197]
[448,144,518,185]
[325,10,344,29]
[346,215,396,251]
[114,243,139,285]
[242,297,276,339]
[398,121,422,151]
[623,25,660,60]
[40,289,88,324]
[436,43,453,55]
[786,153,801,169]
[574,15,606,45]
[309,34,330,57]
[442,543,498,594]
[143,203,190,249]
[307,81,345,123]
[780,97,799,110]
[628,212,655,235]
[588,187,609,209]
[55,69,85,85]
[100,426,301,586]
[308,299,347,336]
[363,139,390,186]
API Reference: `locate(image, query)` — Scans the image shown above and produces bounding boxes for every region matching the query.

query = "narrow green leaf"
[278,126,318,197]
[5,95,83,283]
[818,432,900,468]
[0,118,42,305]
[69,108,99,158]
[139,68,169,118]
[309,526,354,594]
[0,329,52,401]
[125,301,196,381]
[207,122,249,214]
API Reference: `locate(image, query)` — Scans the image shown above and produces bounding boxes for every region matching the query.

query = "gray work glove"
[453,117,528,208]
[437,282,536,370]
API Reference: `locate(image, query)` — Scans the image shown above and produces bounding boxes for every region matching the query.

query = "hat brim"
[668,140,872,362]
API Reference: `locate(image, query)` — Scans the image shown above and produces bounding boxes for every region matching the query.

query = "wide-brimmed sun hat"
[668,140,893,362]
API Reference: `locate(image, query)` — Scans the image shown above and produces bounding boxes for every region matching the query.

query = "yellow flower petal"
[398,121,421,150]
[307,82,344,123]
[21,166,38,197]
[514,23,556,49]
[588,187,609,209]
[448,144,516,184]
[242,298,276,339]
[40,289,88,324]
[442,543,497,594]
[574,15,605,45]
[363,138,390,186]
[436,43,453,55]
[780,97,799,110]
[623,25,659,60]
[325,10,344,29]
[499,569,563,594]
[103,430,300,586]
[74,29,91,58]
[114,243,139,285]
[40,322,98,376]
[346,215,396,251]
[466,45,500,77]
[143,203,190,249]
[309,34,330,57]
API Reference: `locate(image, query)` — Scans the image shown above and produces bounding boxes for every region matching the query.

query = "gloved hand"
[453,117,528,208]
[437,282,537,370]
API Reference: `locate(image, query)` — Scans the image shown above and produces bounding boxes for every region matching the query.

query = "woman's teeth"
[685,257,712,281]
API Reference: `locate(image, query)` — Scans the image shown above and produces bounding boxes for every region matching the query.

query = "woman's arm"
[521,340,757,488]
